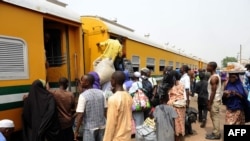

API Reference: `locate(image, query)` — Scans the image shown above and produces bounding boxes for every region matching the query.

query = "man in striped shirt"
[74,74,106,141]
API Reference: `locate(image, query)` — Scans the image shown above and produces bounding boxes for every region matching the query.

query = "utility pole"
[240,44,242,64]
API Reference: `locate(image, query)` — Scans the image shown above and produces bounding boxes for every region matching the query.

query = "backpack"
[142,79,153,99]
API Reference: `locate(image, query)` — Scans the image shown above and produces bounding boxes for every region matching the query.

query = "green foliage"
[221,56,238,67]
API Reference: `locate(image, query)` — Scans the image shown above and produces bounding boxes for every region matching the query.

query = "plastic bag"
[94,58,115,85]
[131,89,151,112]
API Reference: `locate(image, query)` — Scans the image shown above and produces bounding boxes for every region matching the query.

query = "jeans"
[82,129,104,141]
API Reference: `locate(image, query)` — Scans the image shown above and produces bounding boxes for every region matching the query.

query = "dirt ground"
[132,96,226,141]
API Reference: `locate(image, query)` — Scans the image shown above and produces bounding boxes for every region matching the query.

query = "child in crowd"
[154,94,178,141]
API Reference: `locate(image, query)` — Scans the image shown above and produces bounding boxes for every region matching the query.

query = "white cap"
[0,119,14,128]
[134,71,141,78]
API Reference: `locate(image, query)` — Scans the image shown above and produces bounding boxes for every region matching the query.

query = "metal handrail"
[47,55,67,66]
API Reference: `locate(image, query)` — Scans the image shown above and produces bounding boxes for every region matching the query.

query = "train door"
[43,19,72,90]
[110,35,134,76]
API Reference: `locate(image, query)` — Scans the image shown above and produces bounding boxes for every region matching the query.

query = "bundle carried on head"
[223,62,246,74]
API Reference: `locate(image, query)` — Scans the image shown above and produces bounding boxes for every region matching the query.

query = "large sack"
[94,58,115,85]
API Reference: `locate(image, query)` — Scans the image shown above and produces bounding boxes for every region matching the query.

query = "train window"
[168,61,174,67]
[159,59,165,71]
[0,36,29,80]
[146,57,155,72]
[131,55,140,72]
[44,29,64,67]
[176,62,180,69]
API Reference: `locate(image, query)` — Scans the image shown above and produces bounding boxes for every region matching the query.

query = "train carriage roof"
[97,16,169,50]
[2,0,81,23]
[83,15,202,62]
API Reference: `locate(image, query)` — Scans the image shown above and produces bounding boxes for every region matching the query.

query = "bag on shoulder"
[132,89,151,112]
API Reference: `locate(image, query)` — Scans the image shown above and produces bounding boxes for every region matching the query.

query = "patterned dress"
[225,110,245,125]
[167,81,186,136]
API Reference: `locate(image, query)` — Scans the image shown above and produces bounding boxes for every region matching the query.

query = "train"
[0,0,207,133]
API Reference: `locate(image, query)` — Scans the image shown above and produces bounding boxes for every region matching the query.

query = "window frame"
[159,59,166,71]
[0,35,29,80]
[168,61,174,67]
[176,62,180,69]
[146,57,155,72]
[131,55,140,72]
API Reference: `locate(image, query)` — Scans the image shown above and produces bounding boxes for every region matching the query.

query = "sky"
[61,0,250,67]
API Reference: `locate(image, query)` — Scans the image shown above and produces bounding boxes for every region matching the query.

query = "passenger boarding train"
[0,0,207,133]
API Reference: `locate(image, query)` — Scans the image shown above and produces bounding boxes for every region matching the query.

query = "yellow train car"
[0,0,83,132]
[81,16,206,77]
[0,1,208,136]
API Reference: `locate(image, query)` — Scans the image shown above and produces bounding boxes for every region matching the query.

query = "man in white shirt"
[180,65,190,107]
[205,62,222,140]
[129,71,142,94]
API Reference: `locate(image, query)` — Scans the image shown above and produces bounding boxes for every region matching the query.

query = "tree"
[221,56,238,67]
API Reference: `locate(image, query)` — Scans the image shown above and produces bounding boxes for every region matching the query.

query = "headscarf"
[88,71,101,89]
[220,72,227,81]
[123,70,133,90]
[224,74,247,110]
[124,70,130,81]
[23,79,59,141]
[159,70,179,101]
[163,70,179,89]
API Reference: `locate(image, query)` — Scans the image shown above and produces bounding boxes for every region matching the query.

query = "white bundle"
[227,62,246,71]
[94,58,115,85]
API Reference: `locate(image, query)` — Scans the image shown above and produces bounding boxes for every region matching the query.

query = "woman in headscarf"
[23,79,60,141]
[88,71,101,89]
[123,70,133,91]
[167,70,186,141]
[158,66,173,101]
[222,73,248,125]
